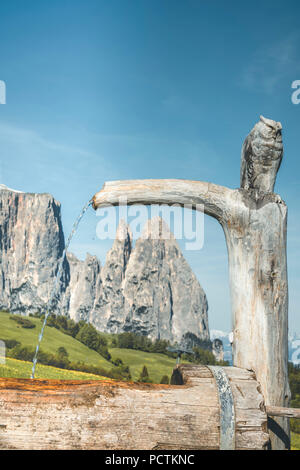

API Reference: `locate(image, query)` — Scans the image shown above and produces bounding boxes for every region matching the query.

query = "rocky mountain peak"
[0,189,66,315]
[141,216,173,240]
[0,189,210,345]
[116,218,132,242]
[120,217,209,343]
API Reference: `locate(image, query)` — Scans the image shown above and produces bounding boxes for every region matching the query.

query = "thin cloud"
[0,121,113,193]
[0,122,104,161]
[241,32,300,94]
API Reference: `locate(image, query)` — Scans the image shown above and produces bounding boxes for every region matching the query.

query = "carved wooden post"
[92,117,290,449]
[223,194,289,449]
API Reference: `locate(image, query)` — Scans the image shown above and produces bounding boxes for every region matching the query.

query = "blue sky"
[0,0,299,332]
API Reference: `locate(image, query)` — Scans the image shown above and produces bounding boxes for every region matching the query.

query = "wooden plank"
[0,366,269,450]
[266,406,300,419]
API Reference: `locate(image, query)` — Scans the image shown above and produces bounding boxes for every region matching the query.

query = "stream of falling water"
[31,199,93,379]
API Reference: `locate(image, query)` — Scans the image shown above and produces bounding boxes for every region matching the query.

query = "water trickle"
[31,199,93,379]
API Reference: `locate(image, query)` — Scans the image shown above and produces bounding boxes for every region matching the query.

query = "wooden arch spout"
[92,118,290,450]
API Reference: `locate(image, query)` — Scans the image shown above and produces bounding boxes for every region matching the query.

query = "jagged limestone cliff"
[89,220,132,333]
[64,252,101,323]
[0,187,209,344]
[0,187,68,315]
[120,217,209,343]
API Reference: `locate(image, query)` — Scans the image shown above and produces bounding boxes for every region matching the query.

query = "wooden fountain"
[0,116,298,450]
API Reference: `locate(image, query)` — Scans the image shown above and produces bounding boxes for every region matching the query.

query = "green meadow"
[110,347,180,383]
[291,432,300,451]
[1,310,299,450]
[0,311,179,382]
[0,311,111,369]
[0,356,107,381]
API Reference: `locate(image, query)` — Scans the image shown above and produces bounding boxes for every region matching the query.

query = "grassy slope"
[110,347,179,383]
[0,357,107,381]
[291,432,300,451]
[1,359,299,451]
[0,311,180,382]
[0,311,299,448]
[0,311,111,369]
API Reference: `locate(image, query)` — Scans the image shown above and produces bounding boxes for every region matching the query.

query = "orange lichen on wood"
[0,377,172,392]
[0,366,269,450]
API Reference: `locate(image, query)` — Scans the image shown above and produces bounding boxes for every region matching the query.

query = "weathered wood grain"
[266,406,300,419]
[92,179,234,222]
[93,179,290,449]
[91,117,291,449]
[223,192,290,450]
[0,366,269,450]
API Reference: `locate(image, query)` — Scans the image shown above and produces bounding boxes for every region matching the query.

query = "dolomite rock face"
[65,252,101,323]
[120,217,209,344]
[90,220,132,333]
[0,187,68,315]
[0,187,209,345]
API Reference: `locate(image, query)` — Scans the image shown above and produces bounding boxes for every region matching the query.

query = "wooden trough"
[91,116,294,450]
[0,365,270,450]
[1,116,298,450]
